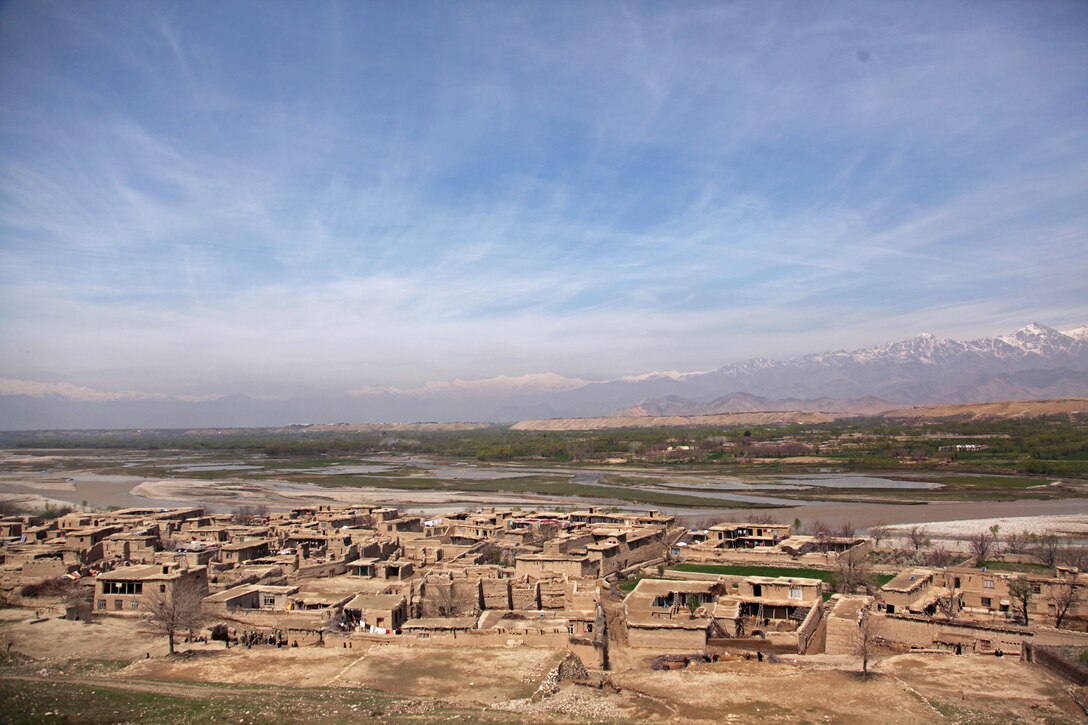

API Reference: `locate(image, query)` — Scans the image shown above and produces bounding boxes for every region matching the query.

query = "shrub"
[19,577,74,598]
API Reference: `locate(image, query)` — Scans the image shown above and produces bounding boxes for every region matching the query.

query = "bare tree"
[424,577,460,617]
[1003,532,1032,555]
[811,520,832,551]
[477,542,510,566]
[1051,580,1080,629]
[934,591,958,621]
[835,522,856,539]
[836,549,874,594]
[1034,533,1062,568]
[968,531,994,568]
[0,500,24,517]
[1008,576,1033,626]
[144,580,206,655]
[925,545,953,568]
[62,584,93,618]
[232,505,256,525]
[524,521,560,547]
[748,513,781,525]
[853,610,879,679]
[690,515,727,530]
[906,526,930,554]
[868,522,889,548]
[1061,546,1088,571]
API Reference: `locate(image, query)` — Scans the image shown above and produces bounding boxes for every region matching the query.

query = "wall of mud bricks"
[796,600,824,654]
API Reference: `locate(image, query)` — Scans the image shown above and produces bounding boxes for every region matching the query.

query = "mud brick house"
[96,562,208,615]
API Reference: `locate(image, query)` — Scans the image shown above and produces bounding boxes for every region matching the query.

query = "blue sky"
[1,1,1087,399]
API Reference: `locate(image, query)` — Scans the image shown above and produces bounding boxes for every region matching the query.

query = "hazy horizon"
[2,2,1088,405]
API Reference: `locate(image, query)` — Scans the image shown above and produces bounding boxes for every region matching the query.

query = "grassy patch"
[978,560,1054,574]
[672,563,895,587]
[616,575,667,592]
[596,474,664,487]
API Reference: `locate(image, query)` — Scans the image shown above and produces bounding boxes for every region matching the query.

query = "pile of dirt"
[531,651,590,700]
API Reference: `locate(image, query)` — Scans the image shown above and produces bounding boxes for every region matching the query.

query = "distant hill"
[1,321,1086,429]
[615,393,896,417]
[510,411,837,431]
[512,397,1088,430]
[880,397,1088,420]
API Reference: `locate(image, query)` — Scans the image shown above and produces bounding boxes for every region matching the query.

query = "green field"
[977,560,1055,574]
[671,563,896,586]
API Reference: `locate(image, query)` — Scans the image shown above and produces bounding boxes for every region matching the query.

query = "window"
[983,579,994,589]
[97,599,106,610]
[114,600,123,610]
[160,584,166,593]
[130,601,139,609]
[1032,583,1041,594]
[262,594,276,608]
[981,597,992,608]
[789,587,802,600]
[106,580,143,595]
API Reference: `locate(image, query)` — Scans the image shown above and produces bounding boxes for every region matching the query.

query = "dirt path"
[0,672,285,701]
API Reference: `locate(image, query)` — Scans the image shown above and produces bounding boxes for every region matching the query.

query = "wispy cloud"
[0,1,1086,399]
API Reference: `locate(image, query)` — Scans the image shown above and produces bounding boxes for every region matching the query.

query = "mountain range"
[1,322,1086,430]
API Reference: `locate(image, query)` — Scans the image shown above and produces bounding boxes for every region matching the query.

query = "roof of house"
[203,584,298,603]
[220,539,272,551]
[98,564,199,581]
[402,617,477,630]
[344,593,405,611]
[882,568,936,593]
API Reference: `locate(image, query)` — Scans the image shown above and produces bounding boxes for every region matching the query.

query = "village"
[2,499,1087,721]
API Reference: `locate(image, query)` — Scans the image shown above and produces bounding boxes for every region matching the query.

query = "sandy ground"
[1,610,175,660]
[883,397,1088,419]
[878,653,1084,722]
[3,612,1084,723]
[131,477,560,513]
[3,449,1087,527]
[120,643,563,704]
[751,498,1088,530]
[884,512,1088,538]
[606,653,1083,723]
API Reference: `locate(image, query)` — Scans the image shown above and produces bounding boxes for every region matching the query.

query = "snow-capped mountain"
[617,322,1088,414]
[0,322,1085,429]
